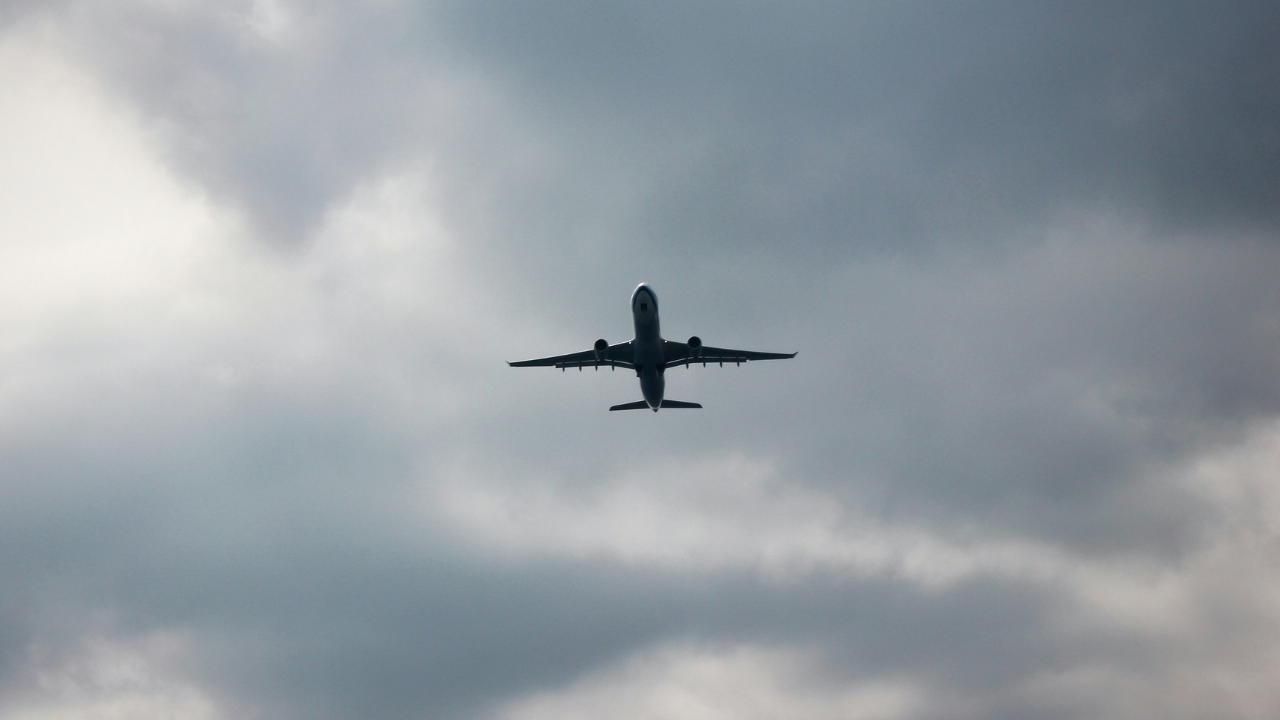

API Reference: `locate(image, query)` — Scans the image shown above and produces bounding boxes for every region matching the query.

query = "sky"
[1,1,1279,718]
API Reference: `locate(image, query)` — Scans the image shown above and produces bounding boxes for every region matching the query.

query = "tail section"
[609,400,703,411]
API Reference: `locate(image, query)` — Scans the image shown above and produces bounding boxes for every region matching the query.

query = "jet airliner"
[509,284,796,411]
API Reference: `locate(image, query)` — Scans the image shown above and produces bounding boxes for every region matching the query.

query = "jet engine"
[687,335,703,357]
[594,338,609,361]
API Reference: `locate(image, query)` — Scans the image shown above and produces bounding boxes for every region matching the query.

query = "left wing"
[509,341,635,370]
[662,340,796,368]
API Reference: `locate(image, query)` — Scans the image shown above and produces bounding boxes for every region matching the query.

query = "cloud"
[0,631,226,720]
[1,2,1280,719]
[31,1,1279,258]
[493,642,919,720]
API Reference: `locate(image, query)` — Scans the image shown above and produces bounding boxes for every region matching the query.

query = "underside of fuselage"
[631,284,665,410]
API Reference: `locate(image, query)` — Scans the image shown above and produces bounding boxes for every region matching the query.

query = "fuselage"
[631,284,665,411]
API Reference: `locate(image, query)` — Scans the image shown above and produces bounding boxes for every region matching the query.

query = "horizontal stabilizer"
[608,400,703,411]
[609,400,651,411]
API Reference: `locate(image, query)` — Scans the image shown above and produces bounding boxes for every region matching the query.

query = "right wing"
[508,341,634,370]
[662,340,796,368]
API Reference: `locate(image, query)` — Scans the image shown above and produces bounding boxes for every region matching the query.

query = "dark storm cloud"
[0,375,1083,720]
[0,386,1102,720]
[4,1,1280,719]
[783,235,1280,552]
[434,0,1280,250]
[50,1,1280,253]
[47,0,458,244]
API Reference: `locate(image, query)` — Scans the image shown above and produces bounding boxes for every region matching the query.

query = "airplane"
[508,283,796,411]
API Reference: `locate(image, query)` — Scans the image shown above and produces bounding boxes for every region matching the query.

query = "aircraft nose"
[634,290,656,316]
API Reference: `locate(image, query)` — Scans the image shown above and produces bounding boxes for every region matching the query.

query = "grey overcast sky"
[2,1,1280,719]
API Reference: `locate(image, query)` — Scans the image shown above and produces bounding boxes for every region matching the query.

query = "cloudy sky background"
[2,1,1280,718]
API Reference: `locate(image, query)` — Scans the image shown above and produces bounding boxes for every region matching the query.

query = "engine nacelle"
[687,335,703,357]
[594,338,609,361]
